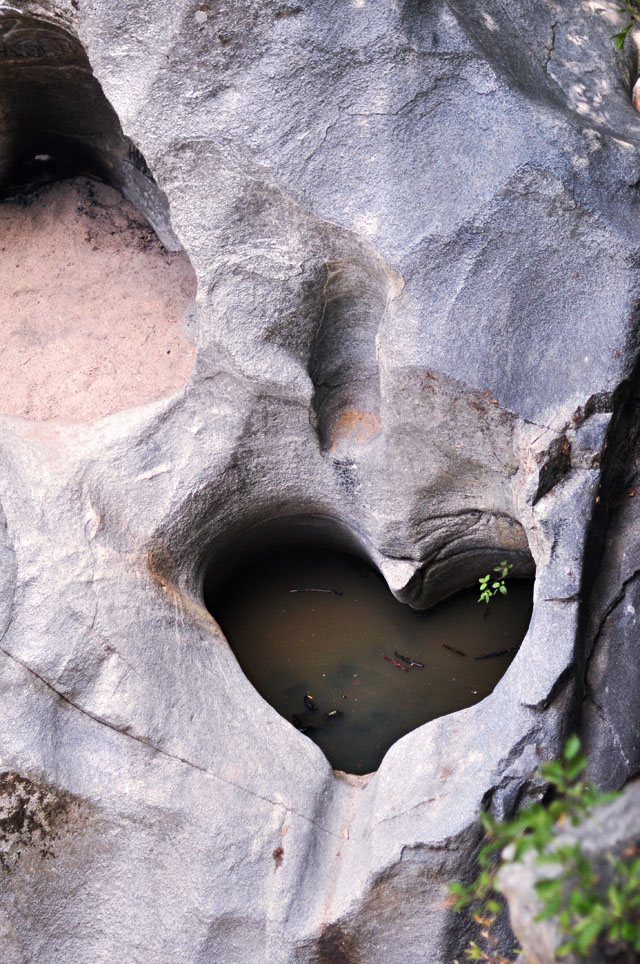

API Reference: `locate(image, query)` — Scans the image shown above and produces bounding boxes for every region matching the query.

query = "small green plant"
[612,1,640,49]
[449,736,640,962]
[477,561,513,605]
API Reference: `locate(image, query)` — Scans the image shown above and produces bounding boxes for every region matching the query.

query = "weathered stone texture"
[0,1,639,961]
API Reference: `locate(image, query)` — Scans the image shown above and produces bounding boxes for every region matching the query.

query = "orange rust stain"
[330,409,382,452]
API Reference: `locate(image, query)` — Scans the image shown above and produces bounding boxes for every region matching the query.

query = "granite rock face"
[0,1,639,962]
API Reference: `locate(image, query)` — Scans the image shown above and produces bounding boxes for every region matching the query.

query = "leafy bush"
[449,737,640,961]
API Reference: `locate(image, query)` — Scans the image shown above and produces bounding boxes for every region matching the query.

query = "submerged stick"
[288,588,343,595]
[441,643,467,657]
[395,650,424,668]
[382,653,410,672]
[292,713,318,734]
[474,646,519,660]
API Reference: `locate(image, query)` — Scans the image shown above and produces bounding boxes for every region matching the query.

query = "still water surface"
[207,548,533,774]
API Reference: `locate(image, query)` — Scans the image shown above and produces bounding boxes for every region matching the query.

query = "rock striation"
[0,1,639,961]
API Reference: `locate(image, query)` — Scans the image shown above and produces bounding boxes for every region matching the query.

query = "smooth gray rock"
[0,1,639,962]
[579,377,640,789]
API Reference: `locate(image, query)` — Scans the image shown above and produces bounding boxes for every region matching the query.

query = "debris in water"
[289,588,343,595]
[474,646,519,660]
[292,713,317,734]
[441,643,466,657]
[395,649,424,668]
[324,709,344,724]
[382,653,409,672]
[294,709,344,734]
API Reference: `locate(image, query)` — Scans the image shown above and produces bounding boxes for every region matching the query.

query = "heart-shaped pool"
[205,547,533,774]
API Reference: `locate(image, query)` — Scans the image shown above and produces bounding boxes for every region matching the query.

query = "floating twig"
[441,643,467,657]
[395,650,424,668]
[289,588,343,595]
[474,646,519,660]
[382,653,409,671]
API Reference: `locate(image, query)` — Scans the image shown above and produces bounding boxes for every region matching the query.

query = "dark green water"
[206,548,533,774]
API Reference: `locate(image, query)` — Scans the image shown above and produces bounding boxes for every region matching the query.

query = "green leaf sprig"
[612,1,640,49]
[449,736,637,962]
[478,561,513,605]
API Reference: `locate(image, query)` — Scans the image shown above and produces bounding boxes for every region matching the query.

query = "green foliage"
[612,1,640,49]
[450,737,640,962]
[478,561,513,605]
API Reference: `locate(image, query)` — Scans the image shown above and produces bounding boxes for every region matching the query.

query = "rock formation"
[0,1,639,961]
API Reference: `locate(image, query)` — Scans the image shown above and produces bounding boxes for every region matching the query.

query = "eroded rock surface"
[0,1,638,962]
[0,177,197,420]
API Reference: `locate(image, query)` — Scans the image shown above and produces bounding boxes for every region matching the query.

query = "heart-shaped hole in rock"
[204,545,534,774]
